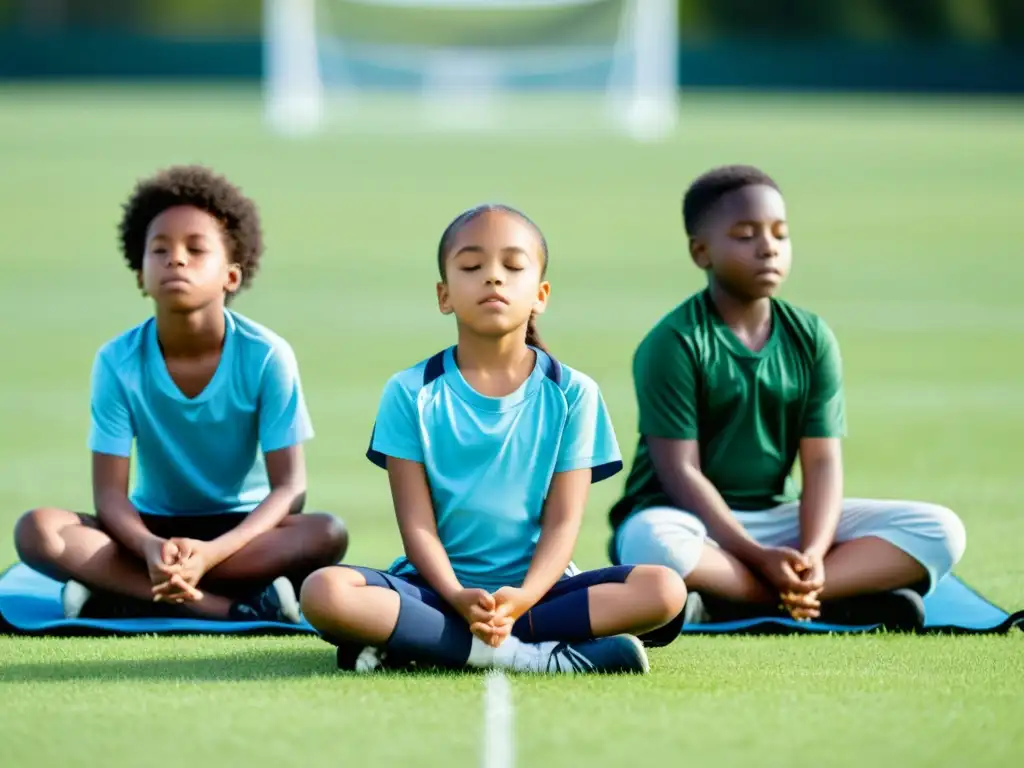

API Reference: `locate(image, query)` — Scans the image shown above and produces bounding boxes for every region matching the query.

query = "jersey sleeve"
[554,373,623,483]
[88,349,134,457]
[366,375,424,468]
[634,328,699,441]
[258,344,315,453]
[802,321,847,438]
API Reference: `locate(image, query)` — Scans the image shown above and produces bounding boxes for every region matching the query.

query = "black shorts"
[136,513,251,542]
[90,511,297,542]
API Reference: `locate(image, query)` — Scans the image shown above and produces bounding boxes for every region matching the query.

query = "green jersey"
[610,290,846,529]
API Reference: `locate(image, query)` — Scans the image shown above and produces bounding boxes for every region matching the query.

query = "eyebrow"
[452,245,530,258]
[730,218,787,226]
[149,232,210,242]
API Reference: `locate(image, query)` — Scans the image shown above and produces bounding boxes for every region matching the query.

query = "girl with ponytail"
[299,205,686,675]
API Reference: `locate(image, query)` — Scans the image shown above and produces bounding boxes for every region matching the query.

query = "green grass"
[0,86,1022,767]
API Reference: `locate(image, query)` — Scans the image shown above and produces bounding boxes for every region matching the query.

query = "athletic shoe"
[230,577,302,624]
[710,593,796,622]
[349,646,385,673]
[682,591,713,625]
[61,581,192,619]
[61,581,155,619]
[820,588,926,632]
[337,644,405,674]
[338,634,649,675]
[544,634,650,675]
[61,580,93,619]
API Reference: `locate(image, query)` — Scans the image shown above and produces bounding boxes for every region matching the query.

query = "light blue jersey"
[367,346,622,592]
[88,309,314,517]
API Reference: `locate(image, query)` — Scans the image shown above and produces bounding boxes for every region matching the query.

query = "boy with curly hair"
[14,165,348,623]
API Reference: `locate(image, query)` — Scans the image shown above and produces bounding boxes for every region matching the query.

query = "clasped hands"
[757,547,825,621]
[142,537,213,604]
[449,586,533,648]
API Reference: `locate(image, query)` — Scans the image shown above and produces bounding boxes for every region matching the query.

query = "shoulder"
[93,317,152,371]
[772,299,839,355]
[228,311,298,364]
[634,292,709,375]
[227,312,310,390]
[544,357,600,408]
[636,292,708,357]
[379,352,440,403]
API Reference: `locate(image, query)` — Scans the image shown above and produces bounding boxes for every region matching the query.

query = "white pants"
[615,499,966,595]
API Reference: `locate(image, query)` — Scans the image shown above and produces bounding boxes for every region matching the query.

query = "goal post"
[262,0,678,141]
[263,0,323,136]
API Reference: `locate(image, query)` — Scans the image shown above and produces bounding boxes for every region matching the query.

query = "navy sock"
[514,589,592,643]
[384,591,473,668]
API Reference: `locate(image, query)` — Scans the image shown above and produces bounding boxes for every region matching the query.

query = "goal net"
[263,0,678,141]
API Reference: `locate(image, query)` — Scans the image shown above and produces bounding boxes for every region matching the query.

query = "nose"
[756,233,778,260]
[484,269,504,286]
[166,244,187,267]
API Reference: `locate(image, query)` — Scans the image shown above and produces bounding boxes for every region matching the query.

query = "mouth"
[478,293,509,306]
[161,276,191,287]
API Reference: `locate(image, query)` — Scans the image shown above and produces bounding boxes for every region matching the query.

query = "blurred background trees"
[1,0,1020,45]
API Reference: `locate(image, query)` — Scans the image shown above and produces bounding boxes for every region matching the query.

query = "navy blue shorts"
[349,565,635,640]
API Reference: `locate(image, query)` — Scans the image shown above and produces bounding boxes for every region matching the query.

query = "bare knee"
[299,566,364,625]
[14,508,78,566]
[298,513,349,565]
[629,565,688,625]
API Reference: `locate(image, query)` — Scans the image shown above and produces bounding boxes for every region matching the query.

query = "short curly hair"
[118,165,263,294]
[682,165,780,236]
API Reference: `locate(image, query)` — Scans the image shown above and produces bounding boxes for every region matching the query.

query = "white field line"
[483,670,515,768]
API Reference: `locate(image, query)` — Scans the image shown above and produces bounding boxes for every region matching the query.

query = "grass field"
[0,86,1022,768]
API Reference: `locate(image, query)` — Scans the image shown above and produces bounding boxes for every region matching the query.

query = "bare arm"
[797,437,843,558]
[519,468,591,605]
[647,436,766,566]
[203,444,308,568]
[387,456,463,603]
[632,329,767,566]
[93,452,161,559]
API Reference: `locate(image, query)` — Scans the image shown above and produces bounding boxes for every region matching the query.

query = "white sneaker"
[494,634,650,675]
[489,636,559,673]
[354,646,384,674]
[61,580,92,619]
[545,635,650,675]
[231,577,302,624]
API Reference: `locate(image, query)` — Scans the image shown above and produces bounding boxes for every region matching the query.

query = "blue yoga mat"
[680,573,1023,635]
[0,563,1020,637]
[0,564,317,637]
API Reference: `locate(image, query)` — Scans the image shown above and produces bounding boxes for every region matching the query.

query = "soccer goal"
[262,0,679,141]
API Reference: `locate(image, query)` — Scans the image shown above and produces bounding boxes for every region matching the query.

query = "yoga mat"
[679,573,1023,635]
[0,563,316,637]
[1,563,1019,637]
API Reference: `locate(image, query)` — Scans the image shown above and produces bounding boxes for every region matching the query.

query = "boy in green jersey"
[609,166,965,631]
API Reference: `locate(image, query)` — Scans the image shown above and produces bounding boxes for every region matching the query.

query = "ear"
[436,281,454,315]
[224,263,243,295]
[135,270,146,296]
[689,237,711,270]
[531,280,551,316]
